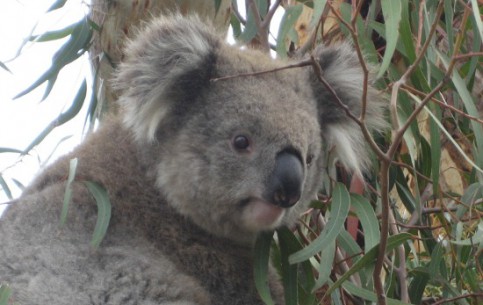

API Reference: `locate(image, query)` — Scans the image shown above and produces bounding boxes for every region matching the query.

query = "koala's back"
[0,118,276,305]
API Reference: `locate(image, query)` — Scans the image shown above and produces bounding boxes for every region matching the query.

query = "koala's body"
[0,15,385,305]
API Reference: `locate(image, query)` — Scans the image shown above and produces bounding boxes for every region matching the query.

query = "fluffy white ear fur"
[114,15,217,143]
[312,43,386,176]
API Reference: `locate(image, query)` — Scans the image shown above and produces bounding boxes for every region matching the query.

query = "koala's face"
[154,65,323,242]
[115,16,385,243]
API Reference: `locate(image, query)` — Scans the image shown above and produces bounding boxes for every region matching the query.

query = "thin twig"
[430,292,483,305]
[246,0,270,51]
[399,85,483,124]
[210,58,312,82]
[260,0,282,29]
[231,2,247,25]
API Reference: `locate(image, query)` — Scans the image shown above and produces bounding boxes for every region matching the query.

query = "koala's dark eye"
[306,154,314,166]
[232,135,250,151]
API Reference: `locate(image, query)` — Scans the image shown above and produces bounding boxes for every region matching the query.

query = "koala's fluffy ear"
[310,43,386,176]
[114,15,219,142]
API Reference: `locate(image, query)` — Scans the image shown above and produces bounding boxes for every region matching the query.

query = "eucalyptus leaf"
[0,285,12,305]
[276,4,303,58]
[324,233,413,297]
[377,0,402,78]
[60,158,78,226]
[254,231,275,305]
[84,181,112,248]
[22,80,87,155]
[289,182,350,264]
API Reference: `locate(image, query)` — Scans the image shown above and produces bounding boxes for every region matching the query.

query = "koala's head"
[115,15,385,243]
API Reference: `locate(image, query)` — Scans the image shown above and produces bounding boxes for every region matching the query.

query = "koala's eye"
[232,135,250,151]
[306,154,314,166]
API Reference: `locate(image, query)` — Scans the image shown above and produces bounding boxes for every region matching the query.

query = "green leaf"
[289,182,350,264]
[324,233,413,297]
[22,80,87,155]
[470,0,483,41]
[0,174,13,200]
[276,4,303,58]
[0,61,11,73]
[309,0,328,28]
[437,51,483,175]
[14,19,92,100]
[408,267,430,304]
[407,91,483,175]
[339,3,378,63]
[350,194,380,250]
[277,228,299,305]
[377,0,402,78]
[313,240,335,291]
[84,181,112,248]
[47,0,68,12]
[230,13,242,38]
[30,23,78,42]
[0,285,12,305]
[60,158,78,226]
[342,281,411,305]
[0,147,22,154]
[254,231,275,305]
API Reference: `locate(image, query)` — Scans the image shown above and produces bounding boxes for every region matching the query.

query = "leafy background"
[1,0,482,304]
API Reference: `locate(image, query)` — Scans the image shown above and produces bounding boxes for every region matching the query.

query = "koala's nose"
[267,150,304,208]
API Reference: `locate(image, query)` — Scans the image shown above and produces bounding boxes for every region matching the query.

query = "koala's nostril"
[267,150,304,208]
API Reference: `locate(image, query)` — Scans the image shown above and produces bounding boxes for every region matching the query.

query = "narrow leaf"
[277,228,300,305]
[84,181,112,248]
[436,51,483,170]
[350,194,380,250]
[22,80,87,155]
[342,281,411,305]
[254,231,275,305]
[60,158,78,226]
[0,285,12,305]
[30,23,78,42]
[0,147,22,154]
[313,240,335,291]
[377,0,402,78]
[324,233,413,297]
[47,0,68,12]
[276,4,303,58]
[309,0,328,28]
[470,0,483,41]
[0,61,11,73]
[0,174,13,200]
[290,183,350,264]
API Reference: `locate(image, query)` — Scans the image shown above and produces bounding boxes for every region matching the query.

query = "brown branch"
[430,292,483,305]
[399,85,483,124]
[246,0,270,52]
[210,59,312,82]
[415,0,425,55]
[260,0,282,30]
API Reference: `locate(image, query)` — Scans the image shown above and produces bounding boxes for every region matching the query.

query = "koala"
[0,15,385,305]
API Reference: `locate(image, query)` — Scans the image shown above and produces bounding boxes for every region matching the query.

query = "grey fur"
[0,15,385,305]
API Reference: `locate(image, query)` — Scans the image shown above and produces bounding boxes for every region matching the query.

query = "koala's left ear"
[309,43,386,176]
[114,15,220,143]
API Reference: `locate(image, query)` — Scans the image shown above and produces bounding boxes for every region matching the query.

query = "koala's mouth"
[239,197,285,231]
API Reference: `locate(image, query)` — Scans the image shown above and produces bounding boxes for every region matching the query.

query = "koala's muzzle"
[267,150,304,208]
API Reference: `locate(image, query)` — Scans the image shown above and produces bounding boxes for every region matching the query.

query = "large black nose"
[266,150,304,208]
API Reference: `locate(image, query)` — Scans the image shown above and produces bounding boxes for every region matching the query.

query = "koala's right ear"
[114,15,220,143]
[309,43,386,177]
